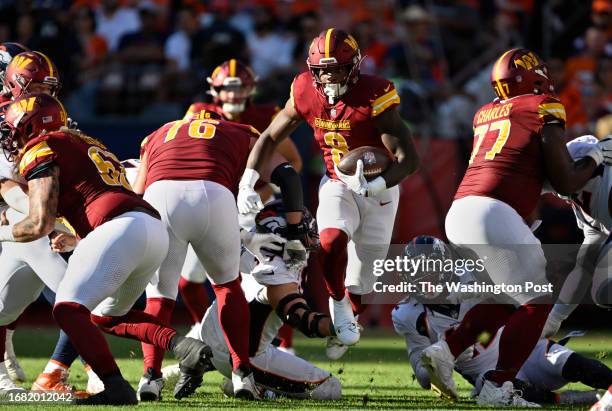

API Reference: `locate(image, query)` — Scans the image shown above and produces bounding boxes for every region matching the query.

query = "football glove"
[237,168,264,215]
[334,160,368,196]
[240,230,286,263]
[283,239,308,272]
[334,160,387,197]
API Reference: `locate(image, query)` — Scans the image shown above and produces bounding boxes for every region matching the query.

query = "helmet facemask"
[207,73,256,115]
[309,54,362,103]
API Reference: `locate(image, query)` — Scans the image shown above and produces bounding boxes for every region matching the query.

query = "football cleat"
[591,385,612,411]
[477,380,541,408]
[4,331,25,383]
[32,368,88,397]
[72,375,137,405]
[232,367,260,400]
[137,368,164,402]
[171,337,214,400]
[420,340,457,400]
[329,296,360,346]
[0,362,25,395]
[326,336,350,360]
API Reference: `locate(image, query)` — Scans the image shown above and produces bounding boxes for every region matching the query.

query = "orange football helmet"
[307,28,362,101]
[0,92,67,157]
[5,51,60,99]
[490,48,554,100]
[207,59,257,114]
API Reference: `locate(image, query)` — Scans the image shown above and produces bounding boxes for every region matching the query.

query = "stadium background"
[5,0,611,327]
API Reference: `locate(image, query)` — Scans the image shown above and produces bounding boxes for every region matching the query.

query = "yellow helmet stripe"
[36,51,54,78]
[324,28,334,58]
[229,59,236,77]
[493,49,514,100]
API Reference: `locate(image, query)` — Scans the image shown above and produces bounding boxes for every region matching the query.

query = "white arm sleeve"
[2,185,29,215]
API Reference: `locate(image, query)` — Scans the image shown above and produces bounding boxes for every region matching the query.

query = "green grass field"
[5,327,611,410]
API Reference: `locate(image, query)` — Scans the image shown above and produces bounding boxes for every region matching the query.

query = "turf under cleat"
[329,296,360,346]
[72,375,137,405]
[137,368,164,402]
[477,380,541,408]
[420,340,457,401]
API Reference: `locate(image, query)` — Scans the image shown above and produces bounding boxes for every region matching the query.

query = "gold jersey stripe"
[19,141,54,175]
[372,89,400,116]
[289,81,296,111]
[538,103,566,122]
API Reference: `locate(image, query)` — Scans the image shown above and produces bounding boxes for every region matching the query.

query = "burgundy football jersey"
[18,130,157,238]
[290,72,399,179]
[141,116,257,195]
[455,94,567,219]
[184,102,279,134]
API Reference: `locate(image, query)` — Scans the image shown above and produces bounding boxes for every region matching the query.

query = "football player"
[542,135,611,336]
[0,49,103,395]
[421,48,612,406]
[132,109,305,400]
[171,201,341,401]
[180,59,302,352]
[0,93,213,405]
[237,28,419,356]
[0,41,29,385]
[394,236,611,407]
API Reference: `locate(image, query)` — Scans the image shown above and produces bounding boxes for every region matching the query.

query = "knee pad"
[310,375,341,400]
[276,293,327,338]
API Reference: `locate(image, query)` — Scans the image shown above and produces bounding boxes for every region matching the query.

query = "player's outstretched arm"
[246,99,303,173]
[542,124,599,195]
[0,166,59,242]
[375,107,419,188]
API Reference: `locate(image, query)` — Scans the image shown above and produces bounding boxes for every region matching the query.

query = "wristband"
[239,168,260,189]
[366,176,387,197]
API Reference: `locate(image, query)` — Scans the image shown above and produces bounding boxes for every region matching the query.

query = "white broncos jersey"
[565,135,611,234]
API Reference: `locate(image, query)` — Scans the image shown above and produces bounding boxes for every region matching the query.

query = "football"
[337,146,393,181]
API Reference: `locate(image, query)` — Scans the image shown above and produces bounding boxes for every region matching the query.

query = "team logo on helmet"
[307,28,362,102]
[491,48,553,100]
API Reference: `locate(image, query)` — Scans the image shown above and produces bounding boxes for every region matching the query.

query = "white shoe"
[137,368,164,402]
[161,363,181,381]
[326,336,349,360]
[86,368,105,395]
[185,323,201,340]
[4,330,25,383]
[0,362,25,395]
[591,385,612,411]
[329,296,360,346]
[477,380,541,407]
[232,370,260,400]
[420,340,457,400]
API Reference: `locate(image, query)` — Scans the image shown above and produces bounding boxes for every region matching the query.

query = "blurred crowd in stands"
[0,0,606,141]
